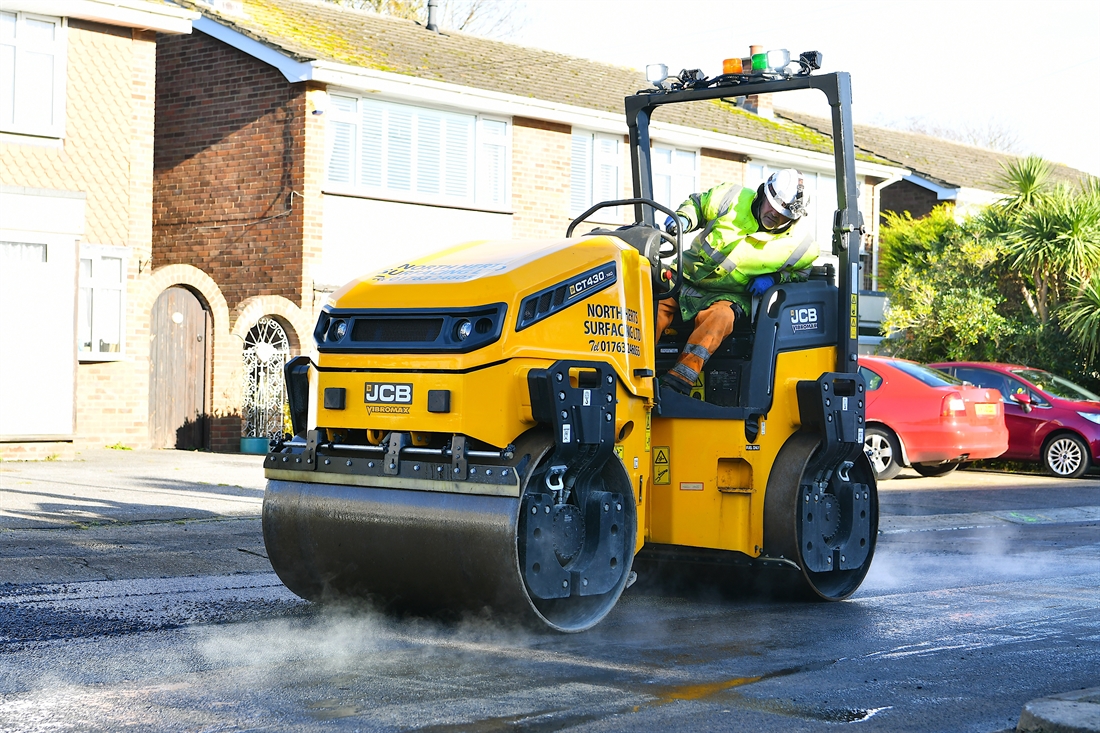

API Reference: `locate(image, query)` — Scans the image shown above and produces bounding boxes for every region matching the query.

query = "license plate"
[975,403,997,416]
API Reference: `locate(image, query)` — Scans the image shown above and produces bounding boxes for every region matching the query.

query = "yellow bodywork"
[646,346,834,556]
[310,233,821,561]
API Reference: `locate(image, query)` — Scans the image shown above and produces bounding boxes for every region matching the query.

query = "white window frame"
[78,244,129,362]
[324,92,511,211]
[650,144,698,213]
[570,130,624,217]
[0,11,67,139]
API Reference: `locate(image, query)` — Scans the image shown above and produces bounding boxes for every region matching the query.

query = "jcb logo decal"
[789,306,820,332]
[790,307,818,324]
[365,383,413,404]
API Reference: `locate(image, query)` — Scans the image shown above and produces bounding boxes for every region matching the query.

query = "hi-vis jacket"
[673,182,817,320]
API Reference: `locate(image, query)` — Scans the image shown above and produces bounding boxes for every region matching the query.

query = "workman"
[657,168,817,395]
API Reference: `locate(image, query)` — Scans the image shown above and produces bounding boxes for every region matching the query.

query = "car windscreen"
[1011,369,1100,402]
[888,360,964,388]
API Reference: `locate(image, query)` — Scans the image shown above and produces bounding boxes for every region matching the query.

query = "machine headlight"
[455,319,472,341]
[765,48,791,71]
[328,318,347,342]
[646,63,668,85]
[1078,411,1100,425]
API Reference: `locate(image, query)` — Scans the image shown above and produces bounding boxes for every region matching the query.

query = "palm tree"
[1059,266,1100,367]
[1007,183,1100,323]
[988,156,1100,325]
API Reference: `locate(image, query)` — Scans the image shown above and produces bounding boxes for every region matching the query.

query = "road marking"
[880,505,1100,534]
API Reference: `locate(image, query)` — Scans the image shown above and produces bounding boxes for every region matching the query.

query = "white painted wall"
[316,194,513,289]
[0,186,84,438]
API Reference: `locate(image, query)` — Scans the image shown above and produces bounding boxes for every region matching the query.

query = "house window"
[325,94,509,209]
[0,240,46,262]
[0,11,66,138]
[79,245,127,359]
[652,146,697,212]
[570,131,623,215]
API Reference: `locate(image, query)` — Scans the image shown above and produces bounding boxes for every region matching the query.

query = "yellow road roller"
[263,53,878,632]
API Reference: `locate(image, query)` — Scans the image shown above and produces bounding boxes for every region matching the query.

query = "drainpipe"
[426,0,439,32]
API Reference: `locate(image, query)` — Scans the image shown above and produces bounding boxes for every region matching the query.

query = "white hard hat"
[764,168,810,219]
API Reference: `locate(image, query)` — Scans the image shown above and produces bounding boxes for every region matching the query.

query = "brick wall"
[301,84,328,316]
[879,179,943,222]
[510,117,573,239]
[0,22,159,453]
[700,148,748,191]
[154,31,307,313]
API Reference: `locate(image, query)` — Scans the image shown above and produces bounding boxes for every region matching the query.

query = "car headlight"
[454,319,472,341]
[1078,411,1100,425]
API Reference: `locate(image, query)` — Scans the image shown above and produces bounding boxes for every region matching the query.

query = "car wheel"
[864,426,902,481]
[912,462,959,478]
[1042,433,1090,479]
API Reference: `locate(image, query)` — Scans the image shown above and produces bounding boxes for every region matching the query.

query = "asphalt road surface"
[1,450,1097,732]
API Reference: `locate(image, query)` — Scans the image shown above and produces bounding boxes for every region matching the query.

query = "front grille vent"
[351,318,442,343]
[316,303,506,354]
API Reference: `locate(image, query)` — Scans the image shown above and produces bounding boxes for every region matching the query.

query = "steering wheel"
[566,198,683,301]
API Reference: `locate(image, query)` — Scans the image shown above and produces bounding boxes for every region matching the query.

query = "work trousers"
[656,298,737,387]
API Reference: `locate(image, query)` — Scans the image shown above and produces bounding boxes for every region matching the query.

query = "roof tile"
[777,110,1090,191]
[176,0,886,162]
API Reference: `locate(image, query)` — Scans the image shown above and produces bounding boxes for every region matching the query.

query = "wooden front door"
[149,286,209,449]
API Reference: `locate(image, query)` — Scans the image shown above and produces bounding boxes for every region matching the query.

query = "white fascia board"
[312,61,627,131]
[647,121,907,180]
[194,16,313,81]
[903,174,959,201]
[312,62,908,180]
[956,186,1001,207]
[194,26,909,181]
[7,0,197,33]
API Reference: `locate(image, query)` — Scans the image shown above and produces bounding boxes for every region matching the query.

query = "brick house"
[0,0,196,460]
[149,0,905,451]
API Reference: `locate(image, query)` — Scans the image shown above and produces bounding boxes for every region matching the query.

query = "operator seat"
[655,265,836,409]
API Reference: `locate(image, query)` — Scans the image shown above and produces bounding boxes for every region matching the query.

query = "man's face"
[758,196,793,231]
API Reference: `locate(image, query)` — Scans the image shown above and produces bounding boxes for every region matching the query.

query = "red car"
[859,356,1008,480]
[930,362,1100,479]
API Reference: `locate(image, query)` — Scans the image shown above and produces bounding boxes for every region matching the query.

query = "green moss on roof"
[178,0,900,163]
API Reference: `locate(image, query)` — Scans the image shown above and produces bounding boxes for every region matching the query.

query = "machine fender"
[763,430,821,566]
[528,360,618,468]
[762,429,878,601]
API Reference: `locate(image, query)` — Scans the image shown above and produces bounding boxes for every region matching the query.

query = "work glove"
[747,274,776,297]
[664,215,689,237]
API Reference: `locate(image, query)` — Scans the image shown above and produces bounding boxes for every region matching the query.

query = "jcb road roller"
[263,53,878,632]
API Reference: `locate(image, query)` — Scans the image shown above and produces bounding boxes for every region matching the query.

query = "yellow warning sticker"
[653,446,670,485]
[690,372,705,401]
[614,444,625,461]
[645,411,651,452]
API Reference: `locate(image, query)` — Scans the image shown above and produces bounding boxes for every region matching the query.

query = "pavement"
[1,448,1098,733]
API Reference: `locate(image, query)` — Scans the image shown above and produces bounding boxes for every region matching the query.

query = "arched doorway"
[149,286,209,449]
[242,316,291,440]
